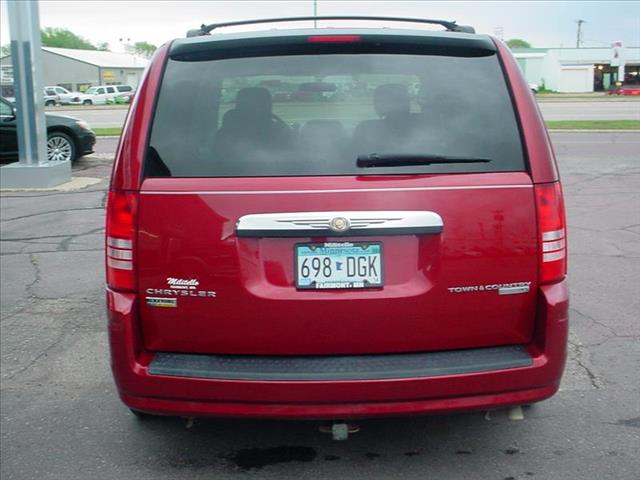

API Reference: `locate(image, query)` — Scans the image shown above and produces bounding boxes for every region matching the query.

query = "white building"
[513,46,640,93]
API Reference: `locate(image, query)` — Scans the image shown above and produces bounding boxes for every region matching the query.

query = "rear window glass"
[146,52,524,177]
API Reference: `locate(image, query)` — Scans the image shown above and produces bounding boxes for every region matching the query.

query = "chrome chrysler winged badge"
[328,216,351,232]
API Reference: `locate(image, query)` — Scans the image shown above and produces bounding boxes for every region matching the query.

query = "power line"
[583,38,613,46]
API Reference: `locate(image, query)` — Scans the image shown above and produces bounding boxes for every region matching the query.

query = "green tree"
[41,27,97,50]
[506,38,532,49]
[126,41,157,59]
[96,41,110,51]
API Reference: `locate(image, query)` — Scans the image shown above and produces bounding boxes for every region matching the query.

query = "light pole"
[2,0,71,188]
[7,0,46,167]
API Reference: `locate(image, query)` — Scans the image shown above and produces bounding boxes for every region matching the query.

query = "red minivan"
[106,17,568,422]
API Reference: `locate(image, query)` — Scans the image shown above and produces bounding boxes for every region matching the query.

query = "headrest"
[235,87,272,117]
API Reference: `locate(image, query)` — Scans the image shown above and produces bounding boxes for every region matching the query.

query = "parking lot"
[51,99,640,128]
[1,132,639,479]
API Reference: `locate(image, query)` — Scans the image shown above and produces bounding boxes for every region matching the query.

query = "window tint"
[106,87,116,94]
[147,53,524,177]
[96,88,105,94]
[45,88,56,95]
[117,85,133,92]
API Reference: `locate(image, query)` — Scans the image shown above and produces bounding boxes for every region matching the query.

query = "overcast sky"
[1,1,639,52]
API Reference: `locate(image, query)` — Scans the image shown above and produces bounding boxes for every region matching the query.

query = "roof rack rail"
[186,16,476,38]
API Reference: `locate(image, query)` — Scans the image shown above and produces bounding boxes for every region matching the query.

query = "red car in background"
[608,84,640,95]
[106,16,568,427]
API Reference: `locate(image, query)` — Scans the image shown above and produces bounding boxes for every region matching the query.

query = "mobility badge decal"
[146,297,177,308]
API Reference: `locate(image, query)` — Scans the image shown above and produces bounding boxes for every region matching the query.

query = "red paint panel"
[136,173,537,355]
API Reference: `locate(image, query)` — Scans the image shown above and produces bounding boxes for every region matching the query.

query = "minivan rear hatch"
[135,32,538,355]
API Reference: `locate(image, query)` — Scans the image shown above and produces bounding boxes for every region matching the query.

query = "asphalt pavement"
[539,101,640,121]
[1,132,639,479]
[54,99,640,128]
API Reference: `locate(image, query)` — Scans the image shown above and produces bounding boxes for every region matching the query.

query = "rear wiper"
[357,153,492,168]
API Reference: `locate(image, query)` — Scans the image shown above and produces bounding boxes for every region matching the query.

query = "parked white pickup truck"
[82,85,134,105]
[44,86,91,106]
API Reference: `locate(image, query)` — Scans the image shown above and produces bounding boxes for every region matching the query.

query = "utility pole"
[313,0,318,28]
[576,19,585,48]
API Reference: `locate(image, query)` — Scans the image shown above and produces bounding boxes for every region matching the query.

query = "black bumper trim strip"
[149,345,532,381]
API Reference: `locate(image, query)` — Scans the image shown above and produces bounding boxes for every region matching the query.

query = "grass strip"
[93,127,123,136]
[545,120,640,130]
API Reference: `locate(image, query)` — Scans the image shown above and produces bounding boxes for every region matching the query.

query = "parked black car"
[0,97,96,163]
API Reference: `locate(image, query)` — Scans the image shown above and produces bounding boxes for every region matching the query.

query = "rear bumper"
[107,280,568,419]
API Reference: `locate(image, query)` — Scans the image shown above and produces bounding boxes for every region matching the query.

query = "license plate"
[295,242,383,289]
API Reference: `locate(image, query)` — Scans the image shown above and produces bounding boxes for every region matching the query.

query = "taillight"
[535,182,567,284]
[307,35,361,43]
[106,191,138,291]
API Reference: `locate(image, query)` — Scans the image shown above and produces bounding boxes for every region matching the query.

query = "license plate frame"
[294,241,384,290]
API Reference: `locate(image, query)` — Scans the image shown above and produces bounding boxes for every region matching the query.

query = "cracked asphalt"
[1,132,639,480]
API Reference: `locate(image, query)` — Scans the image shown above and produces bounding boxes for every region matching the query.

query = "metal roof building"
[1,47,148,95]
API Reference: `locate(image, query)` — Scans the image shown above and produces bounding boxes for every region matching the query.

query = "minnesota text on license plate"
[295,242,383,289]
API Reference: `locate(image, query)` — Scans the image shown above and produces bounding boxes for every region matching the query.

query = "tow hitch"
[319,422,361,441]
